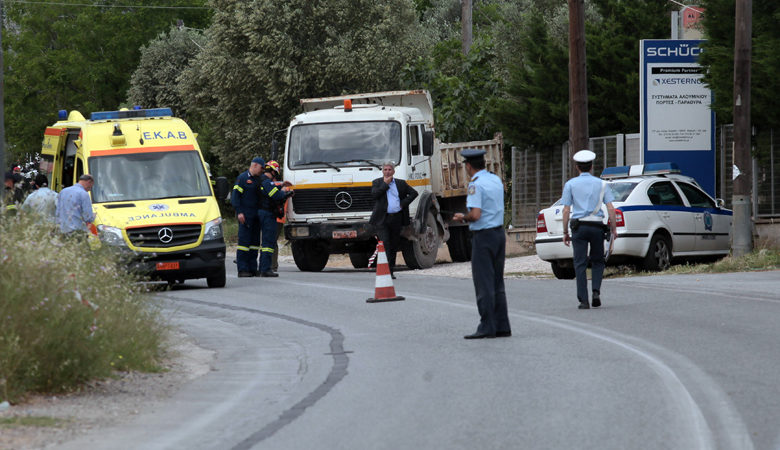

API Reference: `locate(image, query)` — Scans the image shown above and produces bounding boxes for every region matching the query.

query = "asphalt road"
[60,261,779,450]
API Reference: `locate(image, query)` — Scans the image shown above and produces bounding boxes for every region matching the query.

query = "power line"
[5,0,210,9]
[667,0,704,14]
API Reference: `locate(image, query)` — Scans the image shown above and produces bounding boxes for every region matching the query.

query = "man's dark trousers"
[237,216,260,273]
[376,212,403,274]
[471,226,510,336]
[572,223,605,303]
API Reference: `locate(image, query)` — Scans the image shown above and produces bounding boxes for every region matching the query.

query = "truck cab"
[41,108,227,287]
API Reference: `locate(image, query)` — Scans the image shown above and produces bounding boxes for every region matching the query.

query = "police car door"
[675,181,731,253]
[645,181,695,254]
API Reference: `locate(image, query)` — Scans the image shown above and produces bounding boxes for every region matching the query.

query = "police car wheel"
[642,234,672,272]
[551,261,576,279]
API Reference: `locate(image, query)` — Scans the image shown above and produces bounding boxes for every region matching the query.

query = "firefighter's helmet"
[265,160,280,173]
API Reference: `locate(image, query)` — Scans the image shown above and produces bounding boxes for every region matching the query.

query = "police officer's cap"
[572,150,596,163]
[251,156,266,166]
[461,148,486,162]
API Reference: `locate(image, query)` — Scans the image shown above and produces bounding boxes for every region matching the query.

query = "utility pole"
[732,0,752,257]
[0,0,6,177]
[461,0,472,56]
[568,0,588,173]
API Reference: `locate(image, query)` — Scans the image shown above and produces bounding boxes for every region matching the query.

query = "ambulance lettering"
[128,212,197,221]
[142,131,188,141]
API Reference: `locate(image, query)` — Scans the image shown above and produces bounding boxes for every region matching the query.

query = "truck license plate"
[332,230,357,239]
[156,262,180,271]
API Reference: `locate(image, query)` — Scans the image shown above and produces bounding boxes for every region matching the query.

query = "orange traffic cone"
[366,241,405,303]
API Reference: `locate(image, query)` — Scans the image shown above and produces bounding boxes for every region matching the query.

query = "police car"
[535,163,733,279]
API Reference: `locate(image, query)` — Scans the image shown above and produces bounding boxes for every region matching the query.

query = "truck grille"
[126,224,202,248]
[292,187,374,214]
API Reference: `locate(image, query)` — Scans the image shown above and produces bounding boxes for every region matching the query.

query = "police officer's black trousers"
[471,226,511,335]
[572,223,605,303]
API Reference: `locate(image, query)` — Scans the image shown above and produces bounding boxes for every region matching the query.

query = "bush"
[0,213,167,403]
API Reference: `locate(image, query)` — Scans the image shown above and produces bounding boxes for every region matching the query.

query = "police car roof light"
[601,166,631,179]
[90,107,173,121]
[642,162,681,176]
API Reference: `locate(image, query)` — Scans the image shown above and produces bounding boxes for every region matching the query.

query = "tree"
[699,0,780,130]
[3,0,210,162]
[178,0,433,173]
[491,8,569,150]
[586,0,673,136]
[127,26,207,119]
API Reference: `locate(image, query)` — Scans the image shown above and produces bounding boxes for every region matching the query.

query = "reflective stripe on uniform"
[236,245,250,251]
[249,245,260,250]
[233,185,244,193]
[261,247,275,253]
[268,187,278,197]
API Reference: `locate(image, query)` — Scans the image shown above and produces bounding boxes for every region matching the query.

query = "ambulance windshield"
[287,121,401,169]
[89,150,211,203]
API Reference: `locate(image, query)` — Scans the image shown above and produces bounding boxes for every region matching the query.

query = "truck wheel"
[291,240,330,272]
[447,226,472,262]
[551,261,575,280]
[207,265,227,288]
[641,234,672,272]
[348,251,371,269]
[402,210,440,269]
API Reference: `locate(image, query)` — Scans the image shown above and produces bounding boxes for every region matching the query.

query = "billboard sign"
[640,39,715,195]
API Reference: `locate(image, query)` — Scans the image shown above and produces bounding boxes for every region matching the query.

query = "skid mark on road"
[162,296,349,450]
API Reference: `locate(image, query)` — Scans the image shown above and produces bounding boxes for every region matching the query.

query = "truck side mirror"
[271,139,279,161]
[215,176,229,203]
[422,130,434,156]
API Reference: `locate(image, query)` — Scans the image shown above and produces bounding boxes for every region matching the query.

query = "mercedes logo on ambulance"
[158,227,174,244]
[334,191,352,210]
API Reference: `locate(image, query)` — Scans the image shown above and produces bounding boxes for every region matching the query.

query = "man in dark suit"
[370,162,419,278]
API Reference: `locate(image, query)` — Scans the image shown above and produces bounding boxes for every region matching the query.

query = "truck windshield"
[288,121,401,169]
[89,151,212,203]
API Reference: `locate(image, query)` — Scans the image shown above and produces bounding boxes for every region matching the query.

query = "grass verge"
[0,213,167,404]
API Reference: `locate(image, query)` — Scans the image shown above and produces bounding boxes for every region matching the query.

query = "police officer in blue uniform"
[561,150,618,309]
[231,157,265,277]
[453,149,511,339]
[257,162,294,277]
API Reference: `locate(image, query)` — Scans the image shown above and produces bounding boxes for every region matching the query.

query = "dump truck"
[41,107,228,287]
[281,90,503,271]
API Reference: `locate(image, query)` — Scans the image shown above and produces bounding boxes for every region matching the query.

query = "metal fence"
[511,126,780,228]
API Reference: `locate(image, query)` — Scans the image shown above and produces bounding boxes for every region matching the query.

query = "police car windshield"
[90,151,212,203]
[287,121,401,169]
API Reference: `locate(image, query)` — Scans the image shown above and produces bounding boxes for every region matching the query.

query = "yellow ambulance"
[41,107,227,287]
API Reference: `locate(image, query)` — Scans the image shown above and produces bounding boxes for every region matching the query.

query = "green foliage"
[0,213,167,403]
[586,0,673,136]
[3,0,211,163]
[178,0,433,173]
[491,8,568,150]
[699,0,780,130]
[127,26,207,119]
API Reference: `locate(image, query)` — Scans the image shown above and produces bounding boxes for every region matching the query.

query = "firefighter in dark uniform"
[231,157,265,277]
[257,161,294,277]
[453,149,511,339]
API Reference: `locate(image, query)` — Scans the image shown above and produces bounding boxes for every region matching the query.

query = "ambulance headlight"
[289,226,309,237]
[203,217,223,241]
[97,225,127,247]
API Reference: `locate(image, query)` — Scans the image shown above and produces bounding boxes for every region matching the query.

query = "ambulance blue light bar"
[90,108,173,121]
[601,162,681,179]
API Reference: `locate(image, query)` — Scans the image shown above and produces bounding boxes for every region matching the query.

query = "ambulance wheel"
[551,261,575,280]
[642,234,672,272]
[292,240,329,272]
[207,265,226,288]
[402,210,440,270]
